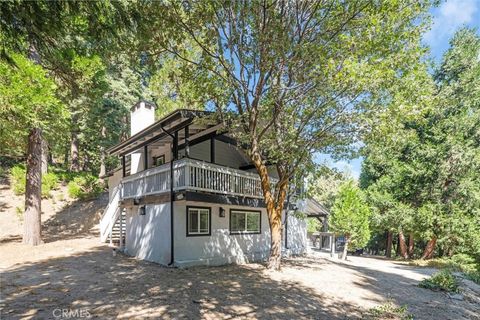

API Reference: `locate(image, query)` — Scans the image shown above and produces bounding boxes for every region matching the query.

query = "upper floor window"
[230,209,261,234]
[153,155,165,167]
[187,207,211,236]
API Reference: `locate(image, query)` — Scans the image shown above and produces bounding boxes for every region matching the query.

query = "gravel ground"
[1,237,479,320]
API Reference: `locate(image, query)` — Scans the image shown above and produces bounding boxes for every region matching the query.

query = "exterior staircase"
[100,186,125,246]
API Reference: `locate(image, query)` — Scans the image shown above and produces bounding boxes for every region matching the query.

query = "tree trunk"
[70,121,80,172]
[408,233,414,258]
[385,231,393,258]
[250,147,287,270]
[99,146,106,181]
[341,236,350,260]
[421,237,437,260]
[23,128,43,246]
[398,230,409,259]
[41,137,48,174]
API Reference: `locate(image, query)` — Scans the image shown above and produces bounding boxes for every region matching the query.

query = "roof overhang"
[304,198,330,217]
[108,109,213,157]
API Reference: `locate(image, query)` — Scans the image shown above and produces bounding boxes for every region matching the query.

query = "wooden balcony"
[120,158,276,200]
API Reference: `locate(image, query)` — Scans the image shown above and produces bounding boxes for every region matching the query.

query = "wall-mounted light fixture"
[139,205,146,215]
[219,207,225,217]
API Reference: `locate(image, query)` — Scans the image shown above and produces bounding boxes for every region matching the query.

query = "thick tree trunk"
[398,230,409,259]
[408,233,414,258]
[421,237,437,260]
[341,236,350,260]
[250,147,287,270]
[385,231,393,258]
[41,137,48,174]
[23,128,43,246]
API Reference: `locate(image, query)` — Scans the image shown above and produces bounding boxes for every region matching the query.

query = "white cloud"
[424,0,478,47]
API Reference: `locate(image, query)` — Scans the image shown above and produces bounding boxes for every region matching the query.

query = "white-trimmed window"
[230,210,261,234]
[187,207,210,236]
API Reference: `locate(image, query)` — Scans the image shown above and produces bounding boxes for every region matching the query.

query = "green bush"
[10,165,59,198]
[465,270,480,284]
[67,174,104,200]
[41,172,59,198]
[419,270,459,292]
[10,165,26,195]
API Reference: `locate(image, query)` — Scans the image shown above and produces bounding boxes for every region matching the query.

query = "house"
[100,101,312,267]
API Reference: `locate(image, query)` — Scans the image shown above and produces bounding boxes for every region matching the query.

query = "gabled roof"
[108,109,212,156]
[304,198,330,217]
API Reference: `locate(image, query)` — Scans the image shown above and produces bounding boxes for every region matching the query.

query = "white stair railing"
[100,185,122,242]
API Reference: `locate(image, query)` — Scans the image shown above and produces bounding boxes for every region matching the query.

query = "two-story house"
[101,101,309,267]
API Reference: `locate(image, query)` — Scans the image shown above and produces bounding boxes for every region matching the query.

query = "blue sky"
[318,0,480,179]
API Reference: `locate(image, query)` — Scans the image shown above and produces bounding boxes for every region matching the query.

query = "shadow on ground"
[41,192,108,243]
[1,249,360,320]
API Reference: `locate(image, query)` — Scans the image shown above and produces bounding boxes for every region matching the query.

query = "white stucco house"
[100,101,317,267]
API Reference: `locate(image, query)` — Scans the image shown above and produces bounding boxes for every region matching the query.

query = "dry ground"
[1,179,479,319]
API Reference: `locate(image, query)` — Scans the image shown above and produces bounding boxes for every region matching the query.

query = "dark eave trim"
[108,109,211,156]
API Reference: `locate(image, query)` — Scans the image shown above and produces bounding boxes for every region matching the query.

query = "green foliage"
[10,165,26,196]
[331,180,371,248]
[67,175,104,200]
[361,28,480,260]
[364,302,413,320]
[419,270,459,293]
[0,52,68,157]
[307,218,321,233]
[41,172,59,198]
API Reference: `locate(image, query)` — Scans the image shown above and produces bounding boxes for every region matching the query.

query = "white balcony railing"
[121,158,277,199]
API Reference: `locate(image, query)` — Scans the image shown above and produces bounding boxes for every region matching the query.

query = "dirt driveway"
[2,235,479,320]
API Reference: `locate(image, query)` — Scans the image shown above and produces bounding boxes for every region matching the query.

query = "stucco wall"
[125,204,171,265]
[173,201,271,267]
[123,201,307,267]
[284,213,308,255]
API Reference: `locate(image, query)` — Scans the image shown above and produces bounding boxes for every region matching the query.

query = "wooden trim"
[143,145,148,170]
[122,156,126,178]
[210,136,215,163]
[229,209,262,235]
[120,193,171,207]
[184,126,190,158]
[184,191,266,207]
[186,206,211,237]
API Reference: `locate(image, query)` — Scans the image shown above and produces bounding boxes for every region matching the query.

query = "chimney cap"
[130,100,156,112]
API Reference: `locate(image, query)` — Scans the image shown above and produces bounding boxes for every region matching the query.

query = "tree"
[136,0,432,269]
[0,53,67,245]
[0,0,133,244]
[361,28,480,261]
[331,180,371,260]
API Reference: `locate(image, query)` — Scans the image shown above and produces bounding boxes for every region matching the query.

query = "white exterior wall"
[123,201,307,267]
[173,202,271,267]
[130,102,155,174]
[284,213,308,255]
[125,204,171,265]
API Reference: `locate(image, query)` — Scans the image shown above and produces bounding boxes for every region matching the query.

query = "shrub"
[10,165,26,195]
[67,174,104,200]
[419,270,459,292]
[365,302,413,320]
[41,172,59,198]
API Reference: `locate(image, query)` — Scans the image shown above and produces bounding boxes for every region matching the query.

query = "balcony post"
[143,145,148,171]
[122,155,126,177]
[184,126,190,158]
[210,136,215,164]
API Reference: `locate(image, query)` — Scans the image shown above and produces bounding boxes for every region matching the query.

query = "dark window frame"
[229,209,261,235]
[186,206,212,237]
[153,155,165,167]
